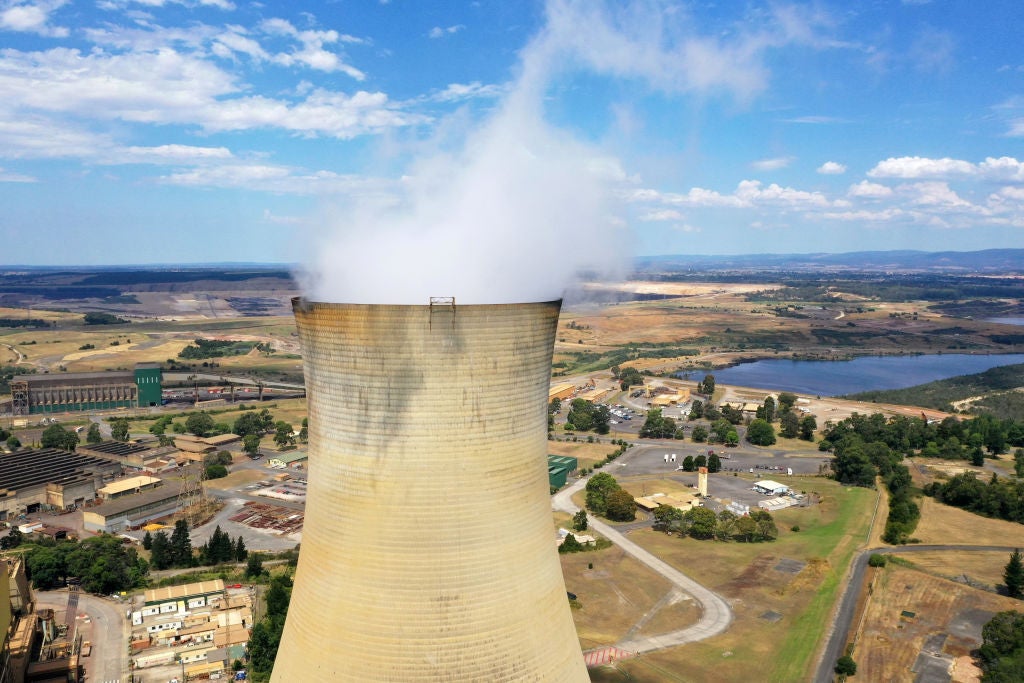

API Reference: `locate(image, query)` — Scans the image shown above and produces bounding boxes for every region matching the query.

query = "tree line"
[652,505,778,543]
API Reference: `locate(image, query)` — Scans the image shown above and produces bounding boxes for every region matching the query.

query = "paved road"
[813,544,1021,683]
[36,589,129,683]
[552,477,733,654]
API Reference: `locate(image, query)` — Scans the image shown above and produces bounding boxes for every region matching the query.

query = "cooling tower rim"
[292,296,563,311]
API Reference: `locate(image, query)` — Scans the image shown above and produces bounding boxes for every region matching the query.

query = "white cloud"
[0,0,68,38]
[114,144,234,163]
[751,156,794,171]
[817,161,846,175]
[0,166,36,182]
[98,0,235,10]
[868,156,976,178]
[162,163,396,196]
[426,81,504,102]
[0,47,423,139]
[821,208,906,222]
[994,186,1024,201]
[903,181,974,209]
[260,17,366,79]
[868,155,1024,181]
[736,179,831,207]
[428,24,465,39]
[639,209,683,221]
[847,180,893,198]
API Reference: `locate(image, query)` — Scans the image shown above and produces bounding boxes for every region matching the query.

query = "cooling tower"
[272,299,589,682]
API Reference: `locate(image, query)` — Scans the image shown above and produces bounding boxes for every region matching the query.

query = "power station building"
[272,299,588,682]
[10,363,162,415]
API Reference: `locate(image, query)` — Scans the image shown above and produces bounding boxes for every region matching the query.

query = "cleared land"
[854,565,1021,683]
[910,496,1024,546]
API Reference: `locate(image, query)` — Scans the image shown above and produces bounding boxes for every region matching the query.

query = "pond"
[676,353,1024,397]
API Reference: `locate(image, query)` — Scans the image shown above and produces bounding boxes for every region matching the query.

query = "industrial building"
[0,448,122,521]
[753,480,790,496]
[82,481,184,533]
[10,363,162,415]
[0,557,34,683]
[548,454,578,489]
[267,451,307,469]
[272,300,588,682]
[77,440,179,471]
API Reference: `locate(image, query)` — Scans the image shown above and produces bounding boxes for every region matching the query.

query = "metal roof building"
[10,363,162,415]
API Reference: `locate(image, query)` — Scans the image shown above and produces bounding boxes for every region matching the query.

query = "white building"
[753,480,790,496]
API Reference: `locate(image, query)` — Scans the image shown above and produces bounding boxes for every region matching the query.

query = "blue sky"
[0,0,1022,273]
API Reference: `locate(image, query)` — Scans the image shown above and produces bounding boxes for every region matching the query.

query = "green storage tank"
[134,363,163,408]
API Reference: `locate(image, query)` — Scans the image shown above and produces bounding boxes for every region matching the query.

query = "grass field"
[896,550,1014,589]
[912,496,1024,546]
[547,439,625,469]
[579,477,875,682]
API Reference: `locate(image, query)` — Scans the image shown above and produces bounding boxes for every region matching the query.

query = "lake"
[987,317,1024,326]
[675,353,1024,397]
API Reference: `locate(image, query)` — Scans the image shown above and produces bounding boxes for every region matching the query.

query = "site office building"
[11,362,162,415]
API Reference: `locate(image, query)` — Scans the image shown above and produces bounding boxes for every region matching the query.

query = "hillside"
[844,362,1024,420]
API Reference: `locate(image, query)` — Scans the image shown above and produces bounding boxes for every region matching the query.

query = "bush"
[834,655,857,676]
[868,553,888,567]
[205,464,228,480]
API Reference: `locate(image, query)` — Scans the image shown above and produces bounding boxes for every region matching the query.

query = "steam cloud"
[301,0,807,304]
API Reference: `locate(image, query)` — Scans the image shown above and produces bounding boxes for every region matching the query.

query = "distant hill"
[635,248,1024,274]
[845,362,1024,420]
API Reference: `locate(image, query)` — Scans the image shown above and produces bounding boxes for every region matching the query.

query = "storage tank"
[272,298,588,682]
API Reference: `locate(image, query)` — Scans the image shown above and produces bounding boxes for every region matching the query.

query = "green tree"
[142,530,152,550]
[572,510,588,532]
[186,411,215,437]
[651,504,685,532]
[746,419,777,446]
[707,452,722,473]
[110,418,130,442]
[41,424,78,451]
[777,392,797,413]
[585,472,620,516]
[234,536,248,562]
[558,533,584,554]
[6,435,21,450]
[691,425,708,443]
[1004,549,1024,599]
[274,421,295,448]
[834,655,857,677]
[233,411,265,437]
[725,429,739,446]
[299,417,308,443]
[684,507,717,539]
[699,374,716,395]
[688,399,704,420]
[799,415,817,441]
[694,454,707,469]
[149,530,171,570]
[86,422,102,444]
[779,411,799,439]
[169,519,193,568]
[205,464,228,480]
[682,454,695,472]
[605,489,636,522]
[258,408,275,432]
[0,527,23,550]
[243,433,262,456]
[245,553,266,578]
[979,611,1024,678]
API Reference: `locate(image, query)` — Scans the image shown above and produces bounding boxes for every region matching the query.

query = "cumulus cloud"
[260,18,366,78]
[847,180,893,198]
[428,24,464,39]
[751,156,794,171]
[639,209,684,221]
[0,47,422,138]
[868,155,1024,181]
[817,161,846,175]
[0,0,68,37]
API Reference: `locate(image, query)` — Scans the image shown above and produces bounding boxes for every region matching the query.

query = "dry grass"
[854,566,1022,682]
[561,545,677,649]
[547,439,622,468]
[912,496,1024,546]
[900,551,1013,588]
[204,468,266,491]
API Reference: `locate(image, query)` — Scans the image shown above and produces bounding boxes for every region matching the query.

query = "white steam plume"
[301,0,818,304]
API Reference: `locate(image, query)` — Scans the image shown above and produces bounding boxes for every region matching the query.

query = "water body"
[986,317,1024,326]
[676,353,1024,397]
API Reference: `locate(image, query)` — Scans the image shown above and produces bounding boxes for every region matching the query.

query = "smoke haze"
[301,0,808,304]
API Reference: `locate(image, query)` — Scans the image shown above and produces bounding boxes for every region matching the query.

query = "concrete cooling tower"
[272,298,589,682]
